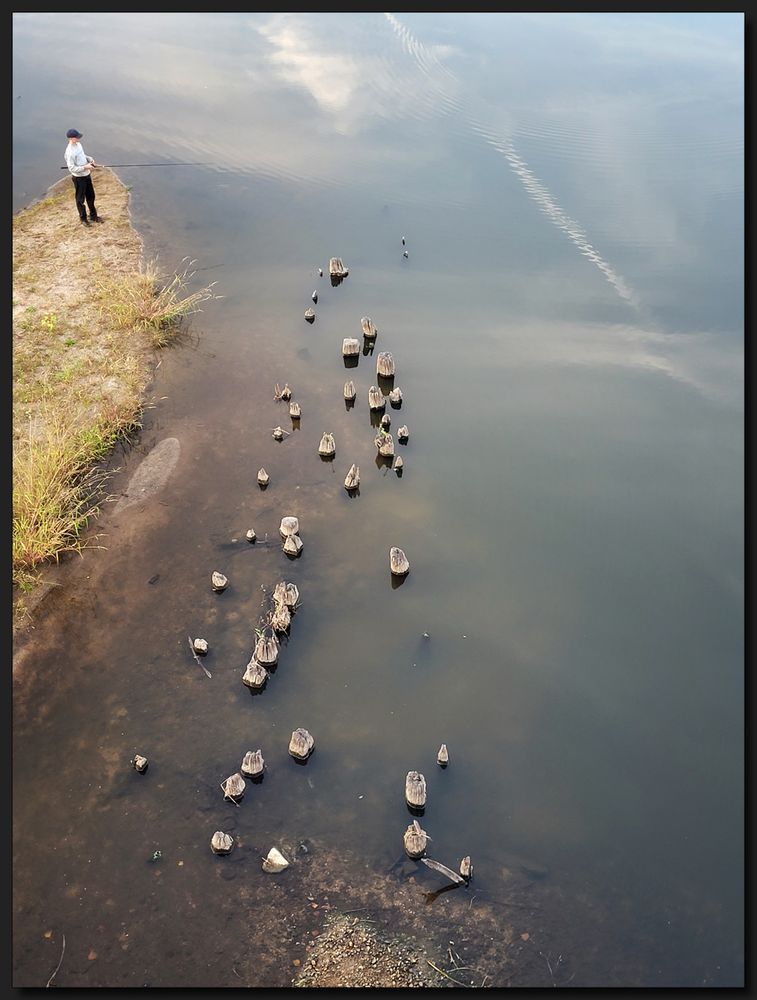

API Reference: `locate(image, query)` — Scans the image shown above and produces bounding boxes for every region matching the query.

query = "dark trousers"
[72,174,97,220]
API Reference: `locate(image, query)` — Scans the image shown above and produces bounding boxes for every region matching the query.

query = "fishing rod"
[60,162,207,169]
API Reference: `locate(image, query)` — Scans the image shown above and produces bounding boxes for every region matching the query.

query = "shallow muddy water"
[13,12,743,987]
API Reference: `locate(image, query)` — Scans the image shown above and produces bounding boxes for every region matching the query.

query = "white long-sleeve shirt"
[65,141,93,177]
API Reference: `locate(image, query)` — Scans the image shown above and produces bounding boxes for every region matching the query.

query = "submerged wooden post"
[257,468,269,486]
[211,571,228,592]
[254,632,279,667]
[289,401,301,419]
[361,316,378,339]
[437,744,449,767]
[375,431,394,458]
[403,820,429,859]
[271,600,291,632]
[274,581,299,609]
[342,338,360,358]
[241,749,265,779]
[272,425,286,441]
[380,413,391,429]
[405,770,426,808]
[329,257,349,281]
[283,534,303,556]
[459,856,473,881]
[193,638,209,655]
[289,728,315,760]
[394,455,404,473]
[344,380,356,401]
[398,425,409,443]
[390,547,410,576]
[246,528,257,543]
[131,754,149,773]
[304,308,315,323]
[377,352,395,378]
[389,387,403,407]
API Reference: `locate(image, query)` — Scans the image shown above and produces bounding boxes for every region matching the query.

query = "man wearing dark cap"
[64,128,103,226]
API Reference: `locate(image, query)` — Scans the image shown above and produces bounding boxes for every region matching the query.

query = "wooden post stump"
[390,547,410,576]
[210,831,235,855]
[221,772,246,801]
[368,386,386,411]
[405,770,426,808]
[241,749,265,779]
[403,820,429,859]
[361,316,378,339]
[289,728,315,760]
[242,657,269,689]
[377,352,395,378]
[344,464,360,491]
[279,516,300,538]
[211,571,228,592]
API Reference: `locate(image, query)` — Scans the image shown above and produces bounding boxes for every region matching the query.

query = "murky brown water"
[13,12,743,987]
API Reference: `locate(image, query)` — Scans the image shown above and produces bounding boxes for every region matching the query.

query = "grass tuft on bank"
[12,169,217,615]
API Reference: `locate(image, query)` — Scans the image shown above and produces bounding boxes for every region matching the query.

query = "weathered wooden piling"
[304,308,315,323]
[398,425,409,443]
[271,600,291,632]
[318,432,336,457]
[289,401,301,419]
[242,657,269,689]
[403,820,429,859]
[289,728,315,760]
[368,385,386,411]
[344,380,356,401]
[279,516,300,539]
[275,383,292,401]
[459,856,473,881]
[211,571,228,592]
[246,528,257,543]
[377,352,395,378]
[405,770,427,808]
[221,772,246,801]
[329,257,349,280]
[361,316,378,339]
[241,749,265,779]
[262,847,289,872]
[311,290,318,303]
[210,831,235,855]
[375,431,394,458]
[344,463,360,491]
[193,638,209,656]
[437,744,449,767]
[254,631,279,667]
[272,425,286,441]
[394,455,404,473]
[257,468,269,486]
[390,547,410,576]
[389,387,403,407]
[380,413,391,429]
[131,754,149,773]
[283,534,303,556]
[342,338,360,358]
[274,581,299,609]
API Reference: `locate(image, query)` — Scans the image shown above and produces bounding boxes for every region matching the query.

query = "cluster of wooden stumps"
[401,748,473,887]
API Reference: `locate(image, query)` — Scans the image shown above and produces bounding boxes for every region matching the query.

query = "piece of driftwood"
[329,257,349,278]
[241,749,265,778]
[246,528,257,543]
[361,316,378,339]
[344,380,356,401]
[404,820,429,859]
[279,516,300,538]
[342,338,360,357]
[222,772,246,801]
[257,468,269,486]
[389,387,403,407]
[459,856,473,881]
[242,657,269,689]
[391,547,410,576]
[311,290,318,303]
[188,635,212,677]
[211,831,235,855]
[193,637,209,655]
[289,401,301,419]
[394,456,404,472]
[211,571,228,592]
[304,308,315,323]
[398,425,409,442]
[271,601,291,632]
[254,632,279,666]
[344,463,360,490]
[131,754,149,773]
[318,432,336,457]
[289,727,315,760]
[368,386,386,411]
[405,770,426,808]
[283,534,303,556]
[375,431,394,458]
[377,352,395,378]
[262,847,289,873]
[437,744,449,767]
[421,857,466,885]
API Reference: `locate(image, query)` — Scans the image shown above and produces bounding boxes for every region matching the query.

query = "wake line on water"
[384,12,639,308]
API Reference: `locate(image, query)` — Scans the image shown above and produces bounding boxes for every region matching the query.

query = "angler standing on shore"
[64,128,103,227]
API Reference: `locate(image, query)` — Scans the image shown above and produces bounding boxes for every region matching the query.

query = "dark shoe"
[80,218,91,227]
[90,216,104,223]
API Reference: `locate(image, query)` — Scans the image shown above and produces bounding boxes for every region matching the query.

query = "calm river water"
[12,12,743,988]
